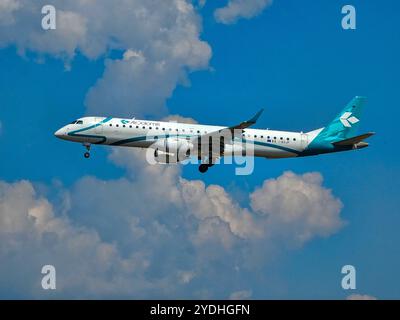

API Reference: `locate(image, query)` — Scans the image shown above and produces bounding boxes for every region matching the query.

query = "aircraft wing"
[191,109,264,160]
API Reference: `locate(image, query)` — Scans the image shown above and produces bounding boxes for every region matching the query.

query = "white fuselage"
[54,97,372,173]
[55,116,312,159]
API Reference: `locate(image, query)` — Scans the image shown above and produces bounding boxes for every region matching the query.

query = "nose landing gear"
[83,143,91,159]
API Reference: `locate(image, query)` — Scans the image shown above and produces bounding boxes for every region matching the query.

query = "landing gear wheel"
[83,143,91,159]
[199,164,209,173]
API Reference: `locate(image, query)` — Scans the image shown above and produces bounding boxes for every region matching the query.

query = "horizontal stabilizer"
[332,132,375,146]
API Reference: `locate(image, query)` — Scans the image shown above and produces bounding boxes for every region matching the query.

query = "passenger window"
[116,124,119,127]
[149,127,152,130]
[142,126,145,129]
[129,125,132,128]
[109,124,112,127]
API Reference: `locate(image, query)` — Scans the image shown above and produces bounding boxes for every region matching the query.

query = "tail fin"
[318,96,366,142]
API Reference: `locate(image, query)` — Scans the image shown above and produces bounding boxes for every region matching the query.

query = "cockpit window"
[70,119,84,125]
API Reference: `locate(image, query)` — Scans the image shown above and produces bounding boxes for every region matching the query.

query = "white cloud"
[229,289,252,300]
[0,0,212,117]
[0,1,346,298]
[178,270,196,284]
[85,51,179,117]
[0,180,157,298]
[163,114,198,124]
[347,294,377,300]
[0,148,345,298]
[214,0,273,24]
[250,171,344,245]
[0,1,208,60]
[0,0,20,26]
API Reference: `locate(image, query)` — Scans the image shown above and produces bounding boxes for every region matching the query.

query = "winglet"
[227,108,265,132]
[247,108,264,125]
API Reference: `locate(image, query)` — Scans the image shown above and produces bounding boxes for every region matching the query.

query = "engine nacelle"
[223,143,246,156]
[151,138,194,163]
[152,149,179,164]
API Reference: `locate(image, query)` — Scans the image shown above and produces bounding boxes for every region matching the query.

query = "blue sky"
[0,0,399,299]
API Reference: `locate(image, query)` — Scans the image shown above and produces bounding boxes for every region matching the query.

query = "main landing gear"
[199,163,214,173]
[83,143,91,159]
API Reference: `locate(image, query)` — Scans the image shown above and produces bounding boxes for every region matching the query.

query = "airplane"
[54,96,374,173]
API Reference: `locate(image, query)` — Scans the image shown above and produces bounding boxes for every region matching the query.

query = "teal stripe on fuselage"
[110,134,300,155]
[68,117,113,144]
[110,134,193,146]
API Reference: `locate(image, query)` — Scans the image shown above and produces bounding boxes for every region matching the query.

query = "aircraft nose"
[54,128,64,138]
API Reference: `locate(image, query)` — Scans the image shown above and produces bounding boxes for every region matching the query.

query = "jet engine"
[151,138,194,163]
